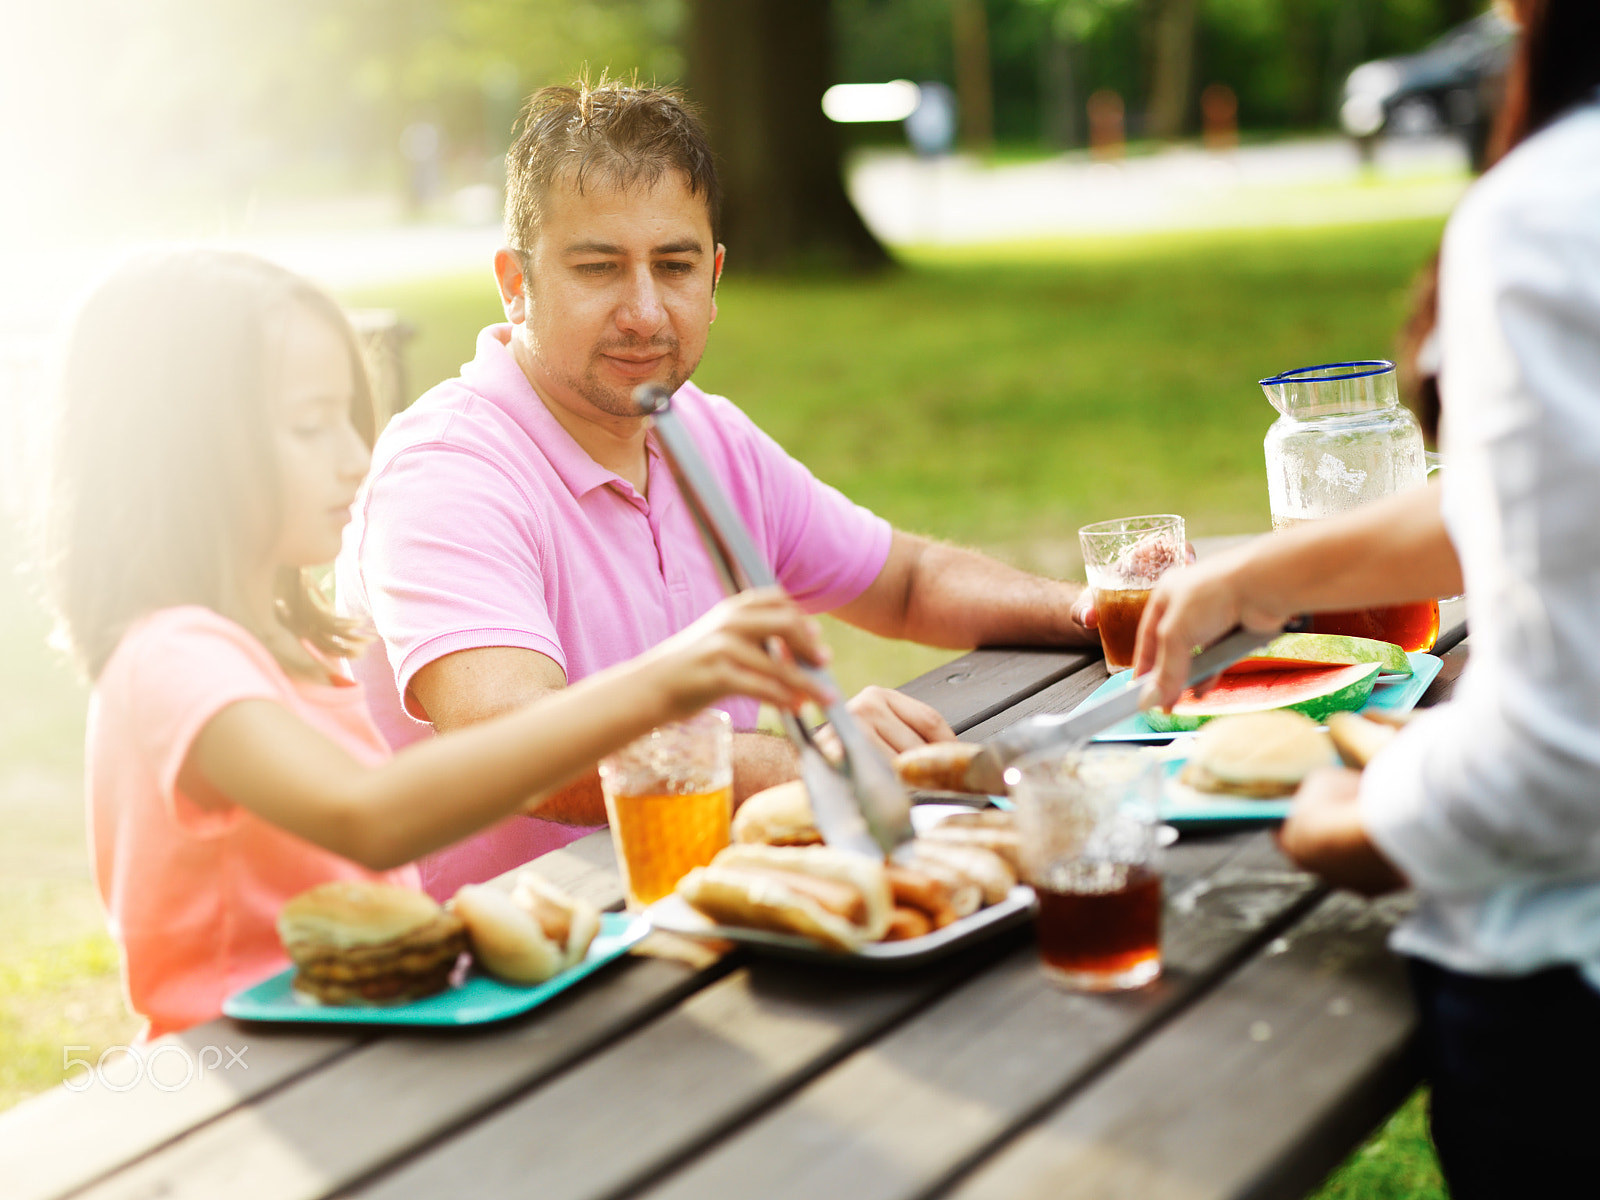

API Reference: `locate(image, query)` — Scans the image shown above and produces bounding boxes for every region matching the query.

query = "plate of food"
[646,783,1034,969]
[1081,648,1442,743]
[225,875,648,1027]
[1157,709,1361,828]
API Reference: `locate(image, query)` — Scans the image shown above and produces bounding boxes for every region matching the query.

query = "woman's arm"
[1133,481,1461,709]
[180,589,831,869]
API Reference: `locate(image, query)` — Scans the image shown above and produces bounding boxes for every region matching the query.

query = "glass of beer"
[1007,745,1163,991]
[599,709,733,910]
[1078,514,1185,671]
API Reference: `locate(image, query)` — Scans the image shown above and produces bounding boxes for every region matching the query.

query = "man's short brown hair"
[504,77,722,253]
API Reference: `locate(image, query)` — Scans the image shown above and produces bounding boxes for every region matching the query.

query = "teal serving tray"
[223,911,648,1027]
[1079,651,1443,743]
[1159,754,1291,827]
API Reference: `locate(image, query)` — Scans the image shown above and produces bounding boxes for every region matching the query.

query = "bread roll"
[452,874,602,985]
[452,884,564,984]
[894,741,987,794]
[1327,711,1399,769]
[1179,710,1336,798]
[513,872,602,971]
[676,844,892,952]
[731,781,822,846]
[906,840,1016,905]
[922,811,1023,873]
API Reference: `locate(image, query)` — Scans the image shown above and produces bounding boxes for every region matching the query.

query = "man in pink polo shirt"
[337,81,1099,899]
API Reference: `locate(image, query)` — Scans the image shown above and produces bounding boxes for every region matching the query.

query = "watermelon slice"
[1145,662,1380,733]
[1224,632,1410,677]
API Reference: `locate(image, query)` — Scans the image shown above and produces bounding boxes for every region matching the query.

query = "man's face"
[506,171,723,425]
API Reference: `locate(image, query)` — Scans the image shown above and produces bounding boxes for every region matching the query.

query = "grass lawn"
[1,216,1448,1196]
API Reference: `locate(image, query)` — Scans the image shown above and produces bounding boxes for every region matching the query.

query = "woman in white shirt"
[1134,3,1600,1195]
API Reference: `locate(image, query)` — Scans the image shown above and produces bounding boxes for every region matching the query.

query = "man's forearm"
[901,541,1096,648]
[730,729,800,802]
[527,728,798,825]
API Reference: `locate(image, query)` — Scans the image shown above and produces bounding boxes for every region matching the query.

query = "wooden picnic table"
[1,582,1467,1200]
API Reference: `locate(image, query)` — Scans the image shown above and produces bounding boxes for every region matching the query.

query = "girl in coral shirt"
[39,248,830,1038]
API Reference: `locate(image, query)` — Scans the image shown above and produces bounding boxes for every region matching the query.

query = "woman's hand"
[651,588,836,719]
[1278,767,1408,897]
[1132,549,1291,710]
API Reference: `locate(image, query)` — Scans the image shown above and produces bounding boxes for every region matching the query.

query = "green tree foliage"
[834,0,1489,143]
[4,0,680,228]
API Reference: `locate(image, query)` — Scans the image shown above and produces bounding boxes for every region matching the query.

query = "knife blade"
[960,625,1292,794]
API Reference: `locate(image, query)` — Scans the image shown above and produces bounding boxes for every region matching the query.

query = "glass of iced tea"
[599,709,733,910]
[1007,745,1163,991]
[1078,514,1186,671]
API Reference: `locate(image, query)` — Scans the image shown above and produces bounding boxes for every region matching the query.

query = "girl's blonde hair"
[40,247,374,678]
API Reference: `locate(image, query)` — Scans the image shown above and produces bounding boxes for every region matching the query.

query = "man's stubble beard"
[560,339,703,419]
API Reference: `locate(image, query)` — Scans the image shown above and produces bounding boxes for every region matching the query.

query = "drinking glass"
[599,709,733,910]
[1007,745,1163,991]
[1078,514,1185,671]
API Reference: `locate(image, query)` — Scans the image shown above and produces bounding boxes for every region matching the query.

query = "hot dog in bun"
[676,844,892,952]
[452,872,601,985]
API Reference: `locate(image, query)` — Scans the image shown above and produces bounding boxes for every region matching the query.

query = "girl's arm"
[180,589,831,869]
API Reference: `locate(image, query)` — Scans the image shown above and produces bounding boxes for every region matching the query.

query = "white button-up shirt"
[1361,96,1600,985]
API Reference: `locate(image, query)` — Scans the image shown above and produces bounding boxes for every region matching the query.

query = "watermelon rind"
[1145,662,1381,733]
[1238,632,1410,676]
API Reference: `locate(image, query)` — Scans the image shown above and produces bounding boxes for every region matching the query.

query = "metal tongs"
[635,384,913,860]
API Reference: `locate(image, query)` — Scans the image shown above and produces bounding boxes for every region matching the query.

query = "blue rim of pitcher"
[1259,359,1396,386]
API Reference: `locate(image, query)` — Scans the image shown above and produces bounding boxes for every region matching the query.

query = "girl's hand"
[652,588,836,718]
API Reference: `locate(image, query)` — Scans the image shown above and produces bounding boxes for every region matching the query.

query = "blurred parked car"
[1340,12,1515,170]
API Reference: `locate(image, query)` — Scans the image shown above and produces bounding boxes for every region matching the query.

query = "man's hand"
[1278,767,1408,897]
[814,685,956,761]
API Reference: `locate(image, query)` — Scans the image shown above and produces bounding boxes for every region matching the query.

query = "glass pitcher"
[1261,359,1438,651]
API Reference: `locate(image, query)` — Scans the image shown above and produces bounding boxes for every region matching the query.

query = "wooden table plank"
[629,835,1325,1200]
[897,647,1098,734]
[74,953,727,1200]
[2,1029,364,1200]
[942,890,1416,1200]
[0,827,633,1200]
[960,663,1112,744]
[348,940,1025,1200]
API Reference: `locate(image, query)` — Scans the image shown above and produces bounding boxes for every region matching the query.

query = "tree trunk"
[686,0,890,273]
[951,0,994,152]
[1145,0,1199,139]
[1041,28,1079,150]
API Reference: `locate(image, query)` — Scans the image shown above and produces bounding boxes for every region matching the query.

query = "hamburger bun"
[1326,711,1400,769]
[277,882,466,1005]
[1179,710,1336,799]
[731,781,822,846]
